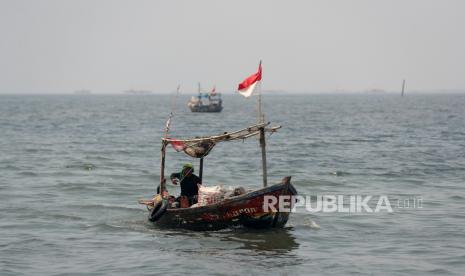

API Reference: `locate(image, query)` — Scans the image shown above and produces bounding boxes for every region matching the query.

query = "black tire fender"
[149,199,168,222]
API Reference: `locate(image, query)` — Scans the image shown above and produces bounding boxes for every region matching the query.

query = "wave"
[449,195,465,200]
[330,171,351,176]
[295,179,344,187]
[67,203,143,212]
[65,163,97,171]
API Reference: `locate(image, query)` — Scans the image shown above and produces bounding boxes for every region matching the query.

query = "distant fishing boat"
[187,83,223,112]
[401,79,406,96]
[364,88,386,94]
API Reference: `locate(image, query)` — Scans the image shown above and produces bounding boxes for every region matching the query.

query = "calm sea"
[1,94,464,275]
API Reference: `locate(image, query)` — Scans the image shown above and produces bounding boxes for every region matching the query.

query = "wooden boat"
[140,122,297,231]
[155,177,296,231]
[188,101,223,112]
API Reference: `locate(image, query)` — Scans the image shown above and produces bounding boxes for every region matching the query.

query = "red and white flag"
[237,61,262,98]
[210,85,216,95]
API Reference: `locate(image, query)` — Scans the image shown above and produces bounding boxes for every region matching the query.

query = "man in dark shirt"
[170,163,201,205]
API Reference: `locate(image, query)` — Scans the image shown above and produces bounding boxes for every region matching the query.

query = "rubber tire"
[149,199,168,222]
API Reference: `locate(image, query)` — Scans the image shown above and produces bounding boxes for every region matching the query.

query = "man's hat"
[181,163,194,176]
[183,163,194,169]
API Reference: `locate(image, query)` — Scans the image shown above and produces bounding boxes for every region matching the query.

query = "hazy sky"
[1,0,464,94]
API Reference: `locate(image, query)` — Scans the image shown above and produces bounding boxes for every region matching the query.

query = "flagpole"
[257,63,267,187]
[257,84,262,123]
[160,141,167,193]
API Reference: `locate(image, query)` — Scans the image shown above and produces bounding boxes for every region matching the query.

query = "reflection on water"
[152,226,303,270]
[160,226,299,254]
[220,227,299,253]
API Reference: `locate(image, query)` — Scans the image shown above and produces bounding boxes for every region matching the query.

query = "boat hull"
[150,179,297,231]
[189,104,223,113]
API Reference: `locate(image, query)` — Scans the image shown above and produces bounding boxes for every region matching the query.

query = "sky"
[0,0,464,94]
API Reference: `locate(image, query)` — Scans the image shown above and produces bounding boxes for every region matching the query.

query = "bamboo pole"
[161,122,268,143]
[257,80,268,187]
[199,157,204,184]
[259,126,268,187]
[258,88,263,124]
[159,142,167,193]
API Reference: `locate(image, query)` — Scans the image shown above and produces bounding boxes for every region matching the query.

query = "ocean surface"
[1,94,464,275]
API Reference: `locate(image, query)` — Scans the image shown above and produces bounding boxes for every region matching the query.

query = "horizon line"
[2,89,465,96]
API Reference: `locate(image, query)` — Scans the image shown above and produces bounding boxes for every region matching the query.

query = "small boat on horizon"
[401,79,406,96]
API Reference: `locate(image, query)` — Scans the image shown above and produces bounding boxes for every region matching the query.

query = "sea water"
[1,94,464,275]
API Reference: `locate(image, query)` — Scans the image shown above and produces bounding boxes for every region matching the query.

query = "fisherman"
[170,163,201,205]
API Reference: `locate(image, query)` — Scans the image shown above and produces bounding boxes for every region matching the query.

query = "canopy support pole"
[159,142,167,194]
[257,78,267,187]
[199,157,204,184]
[259,127,268,187]
[258,89,262,123]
